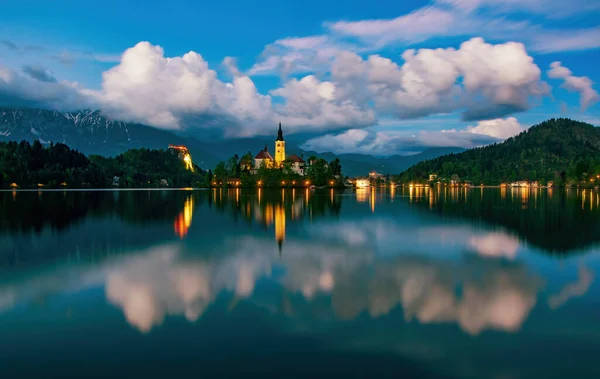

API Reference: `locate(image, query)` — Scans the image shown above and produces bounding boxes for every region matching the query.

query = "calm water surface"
[1,187,600,378]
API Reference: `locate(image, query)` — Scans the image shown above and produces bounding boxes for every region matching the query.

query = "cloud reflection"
[0,227,557,337]
[468,232,520,260]
[548,264,594,310]
[97,235,543,336]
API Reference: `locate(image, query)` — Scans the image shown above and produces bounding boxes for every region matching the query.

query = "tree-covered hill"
[397,118,600,185]
[0,140,206,189]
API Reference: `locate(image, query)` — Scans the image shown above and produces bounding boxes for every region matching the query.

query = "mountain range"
[0,107,463,176]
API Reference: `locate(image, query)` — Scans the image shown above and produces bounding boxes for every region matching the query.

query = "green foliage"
[397,118,600,186]
[0,141,206,189]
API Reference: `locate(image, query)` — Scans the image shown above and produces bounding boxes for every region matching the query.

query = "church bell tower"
[275,122,286,167]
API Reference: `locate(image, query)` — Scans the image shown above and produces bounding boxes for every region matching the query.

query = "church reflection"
[174,188,343,255]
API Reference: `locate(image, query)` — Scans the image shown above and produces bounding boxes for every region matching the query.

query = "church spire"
[276,122,284,141]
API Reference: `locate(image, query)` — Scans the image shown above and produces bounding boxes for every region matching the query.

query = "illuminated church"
[254,122,305,175]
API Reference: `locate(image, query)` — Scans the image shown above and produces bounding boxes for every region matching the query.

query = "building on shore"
[355,179,370,188]
[254,123,306,176]
[275,122,285,168]
[511,181,530,188]
[287,154,306,175]
[254,146,274,168]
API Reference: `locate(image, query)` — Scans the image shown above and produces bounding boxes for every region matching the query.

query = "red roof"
[287,154,305,163]
[255,149,273,160]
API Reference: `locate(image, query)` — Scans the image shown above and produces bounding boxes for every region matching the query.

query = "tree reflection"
[401,187,600,254]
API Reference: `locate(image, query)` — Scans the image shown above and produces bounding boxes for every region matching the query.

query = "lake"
[1,187,600,378]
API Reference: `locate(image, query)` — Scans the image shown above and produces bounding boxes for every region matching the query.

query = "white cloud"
[329,38,549,122]
[530,27,600,54]
[548,62,599,111]
[437,0,600,17]
[92,42,272,131]
[466,117,524,139]
[2,41,376,137]
[328,7,461,48]
[270,75,375,132]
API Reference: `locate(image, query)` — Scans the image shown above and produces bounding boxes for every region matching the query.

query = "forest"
[397,118,600,186]
[0,140,343,189]
[0,140,206,189]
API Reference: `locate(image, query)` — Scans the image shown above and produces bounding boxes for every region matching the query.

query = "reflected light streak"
[275,205,286,254]
[174,195,194,238]
[370,188,375,213]
[356,188,368,203]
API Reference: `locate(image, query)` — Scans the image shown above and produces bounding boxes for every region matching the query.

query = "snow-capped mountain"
[0,107,216,167]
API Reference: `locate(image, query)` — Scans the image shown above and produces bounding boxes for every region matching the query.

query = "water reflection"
[0,235,552,336]
[2,187,600,378]
[174,195,194,238]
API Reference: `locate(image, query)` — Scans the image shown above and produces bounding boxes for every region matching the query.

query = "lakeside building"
[254,123,306,175]
[511,181,530,188]
[355,179,370,188]
[369,171,384,180]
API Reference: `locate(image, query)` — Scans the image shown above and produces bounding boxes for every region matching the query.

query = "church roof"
[287,154,305,163]
[255,148,273,160]
[276,122,284,141]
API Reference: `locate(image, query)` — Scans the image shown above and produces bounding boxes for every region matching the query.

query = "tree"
[214,162,228,184]
[329,158,342,178]
[240,152,254,173]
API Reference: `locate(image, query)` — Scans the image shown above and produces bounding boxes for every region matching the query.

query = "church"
[254,123,306,175]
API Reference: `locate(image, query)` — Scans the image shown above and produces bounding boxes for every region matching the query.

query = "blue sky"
[1,0,599,155]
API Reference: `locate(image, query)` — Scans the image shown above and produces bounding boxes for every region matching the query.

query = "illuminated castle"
[168,144,194,172]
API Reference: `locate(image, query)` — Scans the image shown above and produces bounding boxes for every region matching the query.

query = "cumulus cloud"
[92,42,271,130]
[328,38,549,122]
[548,62,599,111]
[271,75,375,133]
[0,35,574,145]
[2,41,375,137]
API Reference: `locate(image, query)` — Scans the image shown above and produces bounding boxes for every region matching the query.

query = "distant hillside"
[0,107,462,176]
[397,118,600,185]
[0,107,218,168]
[0,140,206,189]
[299,148,465,177]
